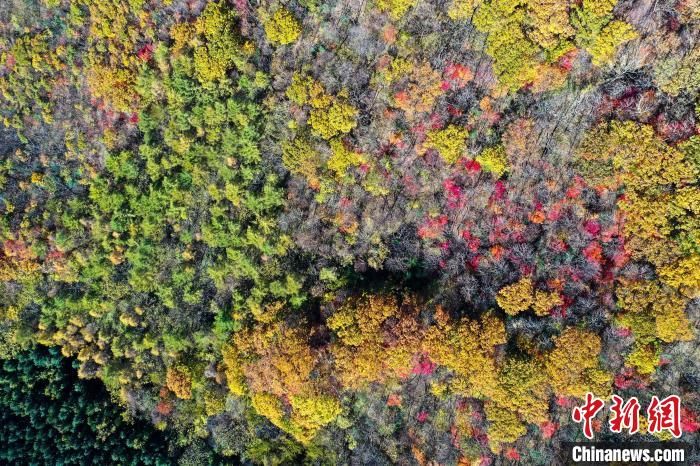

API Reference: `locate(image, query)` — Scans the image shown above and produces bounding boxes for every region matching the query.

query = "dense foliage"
[1,0,699,464]
[0,345,178,464]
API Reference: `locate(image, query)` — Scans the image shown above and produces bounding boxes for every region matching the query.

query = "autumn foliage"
[0,0,699,464]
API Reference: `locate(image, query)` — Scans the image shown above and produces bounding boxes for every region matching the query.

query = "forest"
[0,0,699,464]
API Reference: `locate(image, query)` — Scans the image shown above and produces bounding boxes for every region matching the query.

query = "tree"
[0,346,177,465]
[263,7,302,46]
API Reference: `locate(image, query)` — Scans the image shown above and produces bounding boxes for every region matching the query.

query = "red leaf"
[681,408,700,433]
[137,43,154,62]
[412,356,437,376]
[505,448,521,461]
[584,220,601,236]
[541,421,559,439]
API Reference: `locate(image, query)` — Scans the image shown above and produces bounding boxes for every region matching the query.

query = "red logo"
[572,393,605,439]
[572,393,683,439]
[609,395,640,434]
[647,395,682,438]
